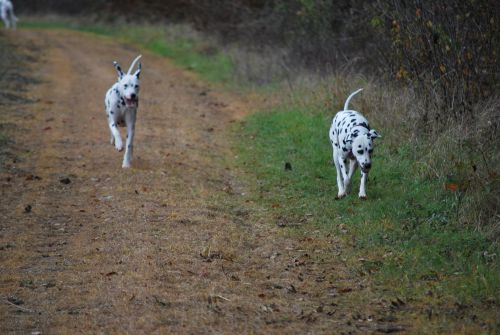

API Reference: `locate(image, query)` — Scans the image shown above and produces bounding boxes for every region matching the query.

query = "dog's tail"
[343,88,363,111]
[127,55,142,75]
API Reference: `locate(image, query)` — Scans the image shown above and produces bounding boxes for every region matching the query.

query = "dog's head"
[350,129,381,173]
[113,55,142,108]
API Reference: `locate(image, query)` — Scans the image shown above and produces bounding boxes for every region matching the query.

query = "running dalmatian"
[105,55,142,168]
[329,89,381,199]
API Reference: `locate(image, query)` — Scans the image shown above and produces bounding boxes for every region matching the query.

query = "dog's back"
[329,89,370,153]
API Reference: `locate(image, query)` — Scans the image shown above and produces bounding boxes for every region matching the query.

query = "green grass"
[20,18,233,83]
[234,104,499,305]
[18,14,499,310]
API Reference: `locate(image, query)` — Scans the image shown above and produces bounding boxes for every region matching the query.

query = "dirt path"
[0,30,398,334]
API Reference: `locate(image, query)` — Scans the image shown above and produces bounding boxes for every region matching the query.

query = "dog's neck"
[353,122,370,131]
[347,125,370,143]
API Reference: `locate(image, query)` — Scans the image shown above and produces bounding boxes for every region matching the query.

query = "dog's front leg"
[359,171,368,199]
[333,151,348,199]
[122,111,136,168]
[344,159,357,192]
[108,121,123,152]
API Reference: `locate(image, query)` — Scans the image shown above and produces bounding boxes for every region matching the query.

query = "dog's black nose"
[131,93,137,100]
[364,162,371,169]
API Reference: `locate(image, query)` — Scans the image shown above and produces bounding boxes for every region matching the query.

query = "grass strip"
[234,104,498,304]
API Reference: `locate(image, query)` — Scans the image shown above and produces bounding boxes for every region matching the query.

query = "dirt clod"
[59,177,71,184]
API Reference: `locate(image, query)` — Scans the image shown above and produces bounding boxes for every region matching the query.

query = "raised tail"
[127,55,142,75]
[343,88,363,111]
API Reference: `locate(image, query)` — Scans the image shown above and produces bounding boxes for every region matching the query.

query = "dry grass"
[1,29,409,334]
[280,71,500,233]
[234,66,499,331]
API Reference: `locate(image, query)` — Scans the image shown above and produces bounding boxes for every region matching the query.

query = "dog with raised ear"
[329,89,381,199]
[105,55,142,168]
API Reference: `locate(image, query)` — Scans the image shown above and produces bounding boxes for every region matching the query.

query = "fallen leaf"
[445,183,459,191]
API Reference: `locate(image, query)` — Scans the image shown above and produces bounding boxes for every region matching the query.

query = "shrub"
[373,0,499,125]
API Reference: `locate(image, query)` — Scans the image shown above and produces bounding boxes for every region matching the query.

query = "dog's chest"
[115,111,126,127]
[114,106,136,127]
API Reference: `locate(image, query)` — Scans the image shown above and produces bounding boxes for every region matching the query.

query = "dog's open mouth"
[125,98,138,107]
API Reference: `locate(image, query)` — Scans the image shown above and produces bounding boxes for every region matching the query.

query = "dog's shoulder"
[106,83,121,97]
[106,84,126,110]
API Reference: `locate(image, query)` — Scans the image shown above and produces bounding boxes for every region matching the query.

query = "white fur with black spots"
[329,89,381,199]
[105,55,142,168]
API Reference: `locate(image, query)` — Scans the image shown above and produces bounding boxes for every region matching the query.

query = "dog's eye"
[124,84,128,88]
[357,150,364,155]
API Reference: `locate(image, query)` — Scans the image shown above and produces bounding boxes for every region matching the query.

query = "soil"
[0,29,423,334]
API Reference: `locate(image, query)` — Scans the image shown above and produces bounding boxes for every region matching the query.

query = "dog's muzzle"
[361,163,371,173]
[125,97,138,107]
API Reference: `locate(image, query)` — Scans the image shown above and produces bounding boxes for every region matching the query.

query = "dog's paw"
[115,144,124,152]
[359,195,367,200]
[122,163,131,169]
[335,193,346,200]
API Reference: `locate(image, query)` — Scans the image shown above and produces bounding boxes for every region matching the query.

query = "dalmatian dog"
[105,55,142,168]
[329,89,381,199]
[0,0,18,29]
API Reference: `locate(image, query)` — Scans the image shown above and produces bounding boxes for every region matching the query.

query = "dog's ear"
[134,63,142,79]
[113,61,124,80]
[369,129,381,139]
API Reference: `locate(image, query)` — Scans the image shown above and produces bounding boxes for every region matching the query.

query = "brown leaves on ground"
[0,30,398,334]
